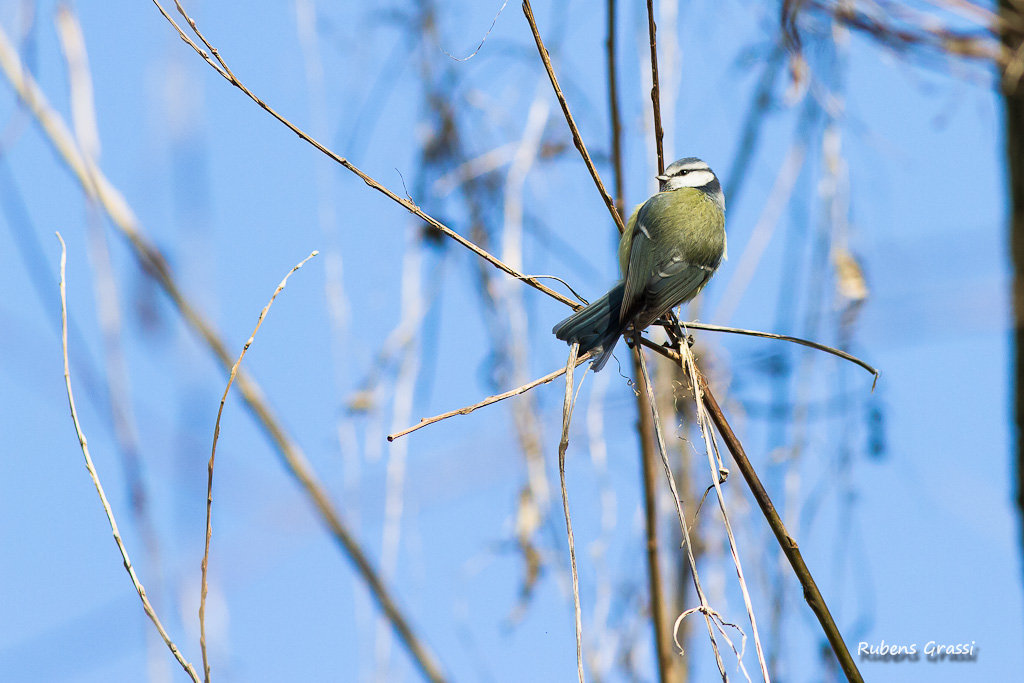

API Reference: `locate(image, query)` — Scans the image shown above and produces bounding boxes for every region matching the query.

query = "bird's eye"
[677,169,690,175]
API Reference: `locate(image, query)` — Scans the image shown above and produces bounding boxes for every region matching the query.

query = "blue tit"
[553,157,726,371]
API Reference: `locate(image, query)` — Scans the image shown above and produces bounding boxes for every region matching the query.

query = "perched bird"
[553,157,726,371]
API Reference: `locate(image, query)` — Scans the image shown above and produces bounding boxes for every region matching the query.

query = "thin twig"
[56,233,201,683]
[148,0,577,311]
[680,344,770,683]
[606,0,626,226]
[201,251,317,682]
[633,337,728,680]
[643,324,879,382]
[696,369,865,683]
[388,351,594,441]
[646,0,665,175]
[392,314,877,443]
[557,342,585,683]
[521,0,625,234]
[0,30,449,683]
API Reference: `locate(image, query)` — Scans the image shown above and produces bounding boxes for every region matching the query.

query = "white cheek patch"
[679,169,715,187]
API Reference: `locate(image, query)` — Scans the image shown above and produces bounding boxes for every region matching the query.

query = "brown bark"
[1002,0,1024,606]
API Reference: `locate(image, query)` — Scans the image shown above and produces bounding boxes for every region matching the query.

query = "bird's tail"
[553,283,628,372]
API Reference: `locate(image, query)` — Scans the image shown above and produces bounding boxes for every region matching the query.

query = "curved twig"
[201,252,317,681]
[678,322,879,383]
[57,233,201,683]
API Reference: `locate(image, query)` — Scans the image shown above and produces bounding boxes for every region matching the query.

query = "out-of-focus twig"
[522,0,625,234]
[0,28,449,683]
[376,232,424,682]
[724,41,787,206]
[54,12,172,680]
[200,251,317,682]
[56,233,201,683]
[632,341,675,683]
[800,0,1021,74]
[713,142,807,326]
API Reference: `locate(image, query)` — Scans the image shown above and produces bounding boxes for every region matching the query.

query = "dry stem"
[557,343,586,683]
[680,344,770,682]
[634,336,728,680]
[388,354,594,441]
[56,233,201,683]
[695,369,865,683]
[645,0,665,175]
[200,252,318,682]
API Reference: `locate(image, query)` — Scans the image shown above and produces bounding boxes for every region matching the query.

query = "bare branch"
[148,0,578,310]
[201,251,317,682]
[606,0,626,225]
[388,351,594,441]
[645,0,665,175]
[56,233,201,683]
[642,324,879,382]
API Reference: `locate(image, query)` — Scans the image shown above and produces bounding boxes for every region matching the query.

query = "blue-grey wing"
[637,259,712,328]
[620,217,656,320]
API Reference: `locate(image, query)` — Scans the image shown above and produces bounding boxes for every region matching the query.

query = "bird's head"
[656,157,724,211]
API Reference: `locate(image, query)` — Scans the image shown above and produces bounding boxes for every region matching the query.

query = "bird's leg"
[653,310,685,351]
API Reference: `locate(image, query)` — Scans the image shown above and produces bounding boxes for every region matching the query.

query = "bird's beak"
[655,175,669,182]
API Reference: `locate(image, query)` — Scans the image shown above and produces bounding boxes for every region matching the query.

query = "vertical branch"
[640,4,671,679]
[500,83,554,548]
[633,343,676,683]
[56,233,201,683]
[646,0,665,175]
[606,0,625,226]
[1000,0,1024,608]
